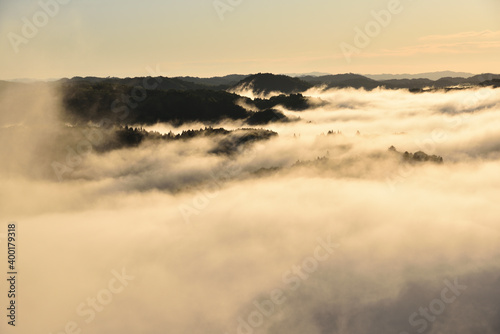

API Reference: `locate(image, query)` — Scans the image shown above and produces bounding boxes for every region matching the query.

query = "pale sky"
[0,0,499,79]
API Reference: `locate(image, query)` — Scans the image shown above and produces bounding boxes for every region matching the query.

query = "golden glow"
[0,0,499,79]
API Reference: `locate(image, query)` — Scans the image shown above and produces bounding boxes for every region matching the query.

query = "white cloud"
[1,84,500,334]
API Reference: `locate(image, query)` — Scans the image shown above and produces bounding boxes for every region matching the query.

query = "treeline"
[95,126,278,155]
[60,82,311,126]
[253,94,310,111]
[388,146,443,163]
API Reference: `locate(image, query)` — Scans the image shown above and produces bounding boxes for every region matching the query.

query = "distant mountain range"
[4,71,491,84]
[481,79,500,88]
[5,71,500,93]
[285,72,332,77]
[300,73,382,90]
[231,73,313,95]
[364,71,476,81]
[230,73,500,92]
[175,75,248,87]
[1,72,498,129]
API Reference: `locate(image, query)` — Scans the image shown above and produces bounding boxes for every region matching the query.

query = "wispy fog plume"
[0,82,64,178]
[228,84,284,100]
[1,85,500,334]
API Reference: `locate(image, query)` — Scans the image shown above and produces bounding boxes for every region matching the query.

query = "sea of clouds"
[0,83,499,334]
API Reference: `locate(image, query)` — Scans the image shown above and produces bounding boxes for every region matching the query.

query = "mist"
[1,83,500,334]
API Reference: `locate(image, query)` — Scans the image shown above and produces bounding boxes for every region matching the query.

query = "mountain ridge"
[365,71,476,81]
[3,72,499,98]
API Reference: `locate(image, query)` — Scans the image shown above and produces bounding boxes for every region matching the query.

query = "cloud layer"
[1,85,500,334]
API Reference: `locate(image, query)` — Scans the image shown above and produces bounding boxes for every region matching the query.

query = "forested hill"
[52,72,500,94]
[59,81,312,126]
[2,72,498,128]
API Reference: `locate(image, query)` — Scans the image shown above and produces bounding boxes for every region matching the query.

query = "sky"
[0,0,499,79]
